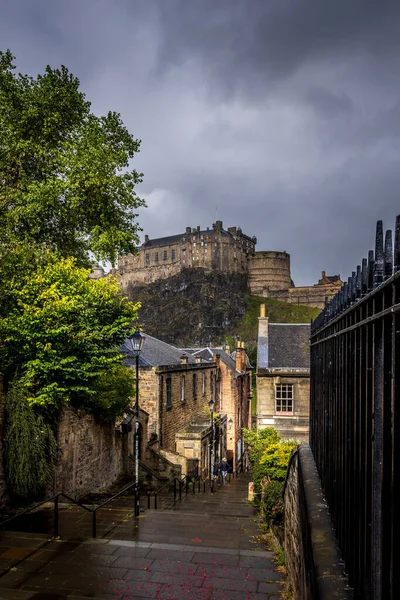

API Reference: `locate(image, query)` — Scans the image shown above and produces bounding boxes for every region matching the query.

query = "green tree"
[0,49,145,266]
[0,257,138,410]
[4,378,58,500]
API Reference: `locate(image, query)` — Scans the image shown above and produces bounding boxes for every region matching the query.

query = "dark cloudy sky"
[2,0,400,285]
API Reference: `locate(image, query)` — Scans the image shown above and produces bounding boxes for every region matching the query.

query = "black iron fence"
[310,216,399,600]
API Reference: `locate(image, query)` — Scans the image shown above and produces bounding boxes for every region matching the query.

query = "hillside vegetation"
[235,295,320,343]
[126,268,321,347]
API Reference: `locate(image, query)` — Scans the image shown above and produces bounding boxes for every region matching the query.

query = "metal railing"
[310,216,399,600]
[0,485,139,539]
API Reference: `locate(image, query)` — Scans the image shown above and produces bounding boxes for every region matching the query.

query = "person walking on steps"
[220,457,229,483]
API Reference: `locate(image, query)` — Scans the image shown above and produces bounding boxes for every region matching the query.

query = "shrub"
[263,480,284,525]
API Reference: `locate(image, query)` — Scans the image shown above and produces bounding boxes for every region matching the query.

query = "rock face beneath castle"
[117,221,342,309]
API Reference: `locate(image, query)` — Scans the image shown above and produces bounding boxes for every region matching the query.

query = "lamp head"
[127,327,145,355]
[208,398,215,412]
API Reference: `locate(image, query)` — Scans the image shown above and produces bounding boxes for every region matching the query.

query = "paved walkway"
[0,474,285,599]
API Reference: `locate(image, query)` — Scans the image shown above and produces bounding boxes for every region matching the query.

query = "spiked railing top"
[311,215,400,332]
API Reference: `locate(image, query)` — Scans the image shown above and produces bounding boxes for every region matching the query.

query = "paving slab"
[0,474,285,599]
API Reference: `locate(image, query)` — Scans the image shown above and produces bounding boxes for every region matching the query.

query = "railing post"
[134,485,140,517]
[53,495,59,538]
[185,478,189,496]
[154,493,157,510]
[92,510,97,538]
[179,480,182,500]
[174,478,177,503]
[192,478,195,494]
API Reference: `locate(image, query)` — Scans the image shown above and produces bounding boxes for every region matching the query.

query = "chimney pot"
[145,235,149,243]
[186,227,191,234]
[260,304,266,318]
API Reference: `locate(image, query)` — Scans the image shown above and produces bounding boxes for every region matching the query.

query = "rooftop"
[259,323,310,370]
[122,333,196,368]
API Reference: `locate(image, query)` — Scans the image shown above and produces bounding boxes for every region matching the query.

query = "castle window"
[166,377,172,410]
[193,242,196,247]
[275,384,293,415]
[163,250,168,261]
[171,249,176,261]
[145,253,150,264]
[155,252,159,263]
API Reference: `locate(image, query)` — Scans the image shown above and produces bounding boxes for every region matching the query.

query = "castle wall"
[247,251,292,296]
[118,222,256,290]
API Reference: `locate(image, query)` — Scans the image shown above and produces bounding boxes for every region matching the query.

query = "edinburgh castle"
[114,220,342,309]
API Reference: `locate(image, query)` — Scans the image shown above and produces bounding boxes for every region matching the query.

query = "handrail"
[0,483,140,540]
[128,455,166,482]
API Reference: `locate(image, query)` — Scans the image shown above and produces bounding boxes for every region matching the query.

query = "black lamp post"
[127,327,145,516]
[208,398,215,493]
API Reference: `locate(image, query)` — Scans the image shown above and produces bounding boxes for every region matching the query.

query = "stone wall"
[159,365,215,452]
[53,408,134,498]
[283,445,352,600]
[257,372,310,441]
[247,251,292,295]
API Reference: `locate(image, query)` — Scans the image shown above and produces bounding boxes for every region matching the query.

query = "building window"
[193,373,197,400]
[145,253,150,264]
[163,250,168,261]
[202,372,206,395]
[171,249,176,261]
[275,384,293,414]
[181,376,186,402]
[155,252,159,263]
[166,377,172,410]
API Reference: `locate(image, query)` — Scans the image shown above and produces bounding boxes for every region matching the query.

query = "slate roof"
[326,274,341,283]
[122,333,196,368]
[188,347,238,372]
[267,324,310,369]
[142,228,231,248]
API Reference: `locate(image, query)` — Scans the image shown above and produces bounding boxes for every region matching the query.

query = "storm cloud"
[1,0,400,284]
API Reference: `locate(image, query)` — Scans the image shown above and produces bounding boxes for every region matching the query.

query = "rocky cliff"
[125,268,320,347]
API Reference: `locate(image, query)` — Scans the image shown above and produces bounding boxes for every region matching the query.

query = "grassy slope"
[235,295,320,343]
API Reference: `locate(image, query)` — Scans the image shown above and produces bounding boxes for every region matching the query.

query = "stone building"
[187,344,252,471]
[256,304,310,442]
[117,220,342,309]
[118,220,257,289]
[122,333,219,477]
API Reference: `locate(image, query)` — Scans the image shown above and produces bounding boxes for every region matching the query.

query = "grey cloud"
[306,87,354,118]
[1,0,400,288]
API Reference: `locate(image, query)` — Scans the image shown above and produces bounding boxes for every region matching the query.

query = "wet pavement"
[0,474,285,599]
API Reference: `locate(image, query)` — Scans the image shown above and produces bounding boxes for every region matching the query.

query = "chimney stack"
[186,227,191,234]
[257,305,269,368]
[180,354,188,365]
[145,235,149,243]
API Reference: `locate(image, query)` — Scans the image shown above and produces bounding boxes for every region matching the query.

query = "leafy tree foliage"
[4,378,58,500]
[0,50,145,266]
[244,427,296,493]
[0,257,138,409]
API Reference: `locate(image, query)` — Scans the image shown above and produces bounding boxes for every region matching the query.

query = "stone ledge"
[287,445,353,600]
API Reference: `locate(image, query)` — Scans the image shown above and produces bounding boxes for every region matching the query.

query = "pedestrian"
[220,457,229,483]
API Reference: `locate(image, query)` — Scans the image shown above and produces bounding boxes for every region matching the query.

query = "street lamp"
[208,398,215,493]
[127,327,145,516]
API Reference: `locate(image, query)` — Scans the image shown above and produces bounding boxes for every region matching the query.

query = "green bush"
[264,480,284,525]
